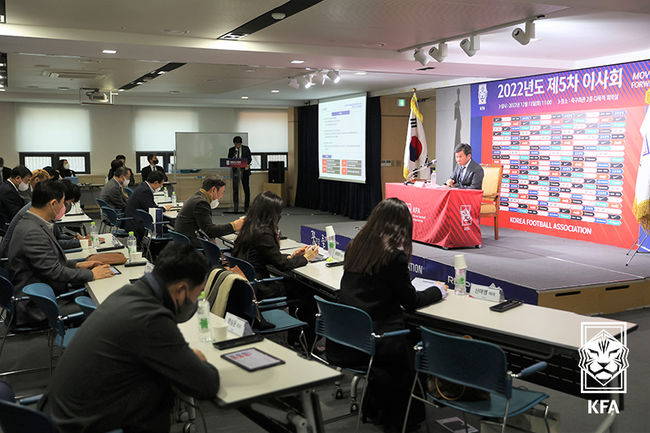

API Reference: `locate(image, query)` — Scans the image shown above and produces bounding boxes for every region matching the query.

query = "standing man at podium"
[227,136,252,212]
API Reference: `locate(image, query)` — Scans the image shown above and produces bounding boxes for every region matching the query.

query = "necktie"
[236,149,240,159]
[459,166,465,183]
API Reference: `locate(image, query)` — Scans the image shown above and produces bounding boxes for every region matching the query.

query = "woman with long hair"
[57,159,75,178]
[327,198,447,432]
[232,191,318,299]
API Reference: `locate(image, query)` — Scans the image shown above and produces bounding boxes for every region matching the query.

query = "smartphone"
[489,299,523,312]
[109,266,122,275]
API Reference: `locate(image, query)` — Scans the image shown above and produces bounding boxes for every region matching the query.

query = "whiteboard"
[175,132,248,170]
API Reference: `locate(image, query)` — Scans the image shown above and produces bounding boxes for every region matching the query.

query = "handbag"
[85,252,127,265]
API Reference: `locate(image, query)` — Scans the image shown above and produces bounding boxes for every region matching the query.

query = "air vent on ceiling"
[42,70,106,80]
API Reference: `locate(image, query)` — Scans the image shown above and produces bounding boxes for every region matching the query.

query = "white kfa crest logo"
[579,322,629,394]
[478,83,488,105]
[460,205,472,226]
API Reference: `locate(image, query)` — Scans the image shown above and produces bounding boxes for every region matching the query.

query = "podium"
[220,158,247,213]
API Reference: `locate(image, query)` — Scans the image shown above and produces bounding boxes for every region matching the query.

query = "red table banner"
[385,183,483,248]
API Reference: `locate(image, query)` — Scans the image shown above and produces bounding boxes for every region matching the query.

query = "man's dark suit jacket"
[140,165,168,183]
[0,180,25,223]
[449,159,484,190]
[100,178,128,211]
[227,146,252,171]
[174,190,235,248]
[124,182,162,236]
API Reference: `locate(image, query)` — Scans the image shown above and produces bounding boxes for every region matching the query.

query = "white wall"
[0,102,288,174]
[435,85,471,181]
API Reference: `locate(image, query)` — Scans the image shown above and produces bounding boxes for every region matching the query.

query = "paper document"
[411,277,447,292]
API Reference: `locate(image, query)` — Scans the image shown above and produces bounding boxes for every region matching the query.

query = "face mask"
[174,287,198,323]
[64,202,72,213]
[210,199,219,209]
[18,182,29,192]
[152,159,159,165]
[122,178,130,187]
[154,186,162,193]
[52,201,66,220]
[63,163,70,170]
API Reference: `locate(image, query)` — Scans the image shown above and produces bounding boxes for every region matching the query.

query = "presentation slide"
[470,60,650,248]
[318,94,367,183]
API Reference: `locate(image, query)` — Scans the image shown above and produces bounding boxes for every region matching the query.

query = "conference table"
[55,211,93,235]
[280,235,637,430]
[385,182,483,248]
[77,240,342,433]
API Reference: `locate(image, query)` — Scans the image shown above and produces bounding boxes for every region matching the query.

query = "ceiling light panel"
[217,0,323,40]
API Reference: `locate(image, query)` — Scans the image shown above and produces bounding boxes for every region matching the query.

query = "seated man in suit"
[445,143,484,190]
[0,179,84,257]
[141,154,168,184]
[174,177,244,248]
[7,180,114,325]
[0,165,32,223]
[100,166,129,211]
[39,243,220,433]
[125,171,172,241]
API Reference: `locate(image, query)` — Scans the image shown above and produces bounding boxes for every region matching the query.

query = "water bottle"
[325,225,336,258]
[163,186,168,198]
[430,168,437,186]
[454,254,467,296]
[197,291,211,342]
[171,191,177,206]
[127,231,137,262]
[90,222,99,248]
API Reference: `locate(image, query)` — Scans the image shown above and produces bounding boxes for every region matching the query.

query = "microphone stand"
[404,161,435,184]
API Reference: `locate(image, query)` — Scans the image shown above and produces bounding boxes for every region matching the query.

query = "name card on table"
[469,283,503,302]
[225,313,253,337]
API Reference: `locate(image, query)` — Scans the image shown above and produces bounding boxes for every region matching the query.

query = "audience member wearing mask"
[100,166,129,211]
[140,154,168,184]
[18,168,51,203]
[0,178,83,257]
[174,176,244,248]
[39,244,219,433]
[0,165,32,223]
[43,166,60,181]
[7,180,114,325]
[124,171,171,242]
[57,159,76,178]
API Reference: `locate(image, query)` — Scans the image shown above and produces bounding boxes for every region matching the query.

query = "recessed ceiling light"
[169,90,180,94]
[291,60,305,64]
[271,89,280,93]
[136,81,144,85]
[271,12,286,20]
[355,71,367,75]
[157,71,167,75]
[58,86,70,90]
[220,33,247,40]
[241,96,249,99]
[102,49,117,54]
[118,89,125,92]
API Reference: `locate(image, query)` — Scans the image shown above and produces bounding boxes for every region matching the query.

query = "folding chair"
[22,284,84,375]
[198,238,223,267]
[136,209,172,261]
[403,327,550,433]
[101,207,132,238]
[312,296,409,431]
[168,229,191,245]
[74,296,97,318]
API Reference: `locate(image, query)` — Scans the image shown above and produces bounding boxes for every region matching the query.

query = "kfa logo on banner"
[478,83,488,105]
[460,205,472,229]
[579,322,629,414]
